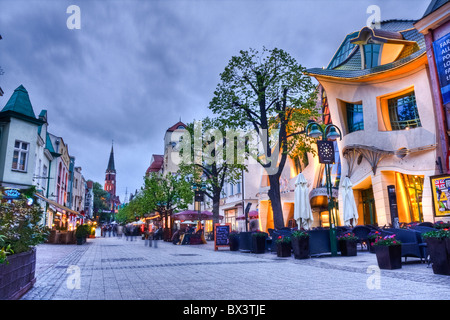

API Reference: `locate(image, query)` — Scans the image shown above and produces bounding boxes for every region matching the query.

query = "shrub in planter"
[275,236,291,257]
[0,190,50,299]
[75,224,90,245]
[433,221,450,230]
[228,232,240,251]
[373,234,402,270]
[422,229,450,276]
[291,231,309,259]
[251,231,267,254]
[337,232,358,256]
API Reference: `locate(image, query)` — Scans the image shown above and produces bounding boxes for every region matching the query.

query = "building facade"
[0,85,88,229]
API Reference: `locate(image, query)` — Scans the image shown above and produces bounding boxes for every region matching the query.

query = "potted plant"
[422,228,450,276]
[0,192,50,300]
[251,231,267,254]
[291,230,309,259]
[75,224,89,245]
[373,234,402,269]
[337,232,358,256]
[228,232,240,251]
[433,221,450,230]
[275,236,291,257]
[367,230,382,253]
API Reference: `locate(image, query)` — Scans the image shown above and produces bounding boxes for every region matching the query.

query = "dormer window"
[363,43,381,69]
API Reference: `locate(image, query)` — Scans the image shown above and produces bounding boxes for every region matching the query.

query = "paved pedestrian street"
[20,236,450,305]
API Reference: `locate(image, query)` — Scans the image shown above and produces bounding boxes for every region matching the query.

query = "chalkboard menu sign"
[214,223,231,251]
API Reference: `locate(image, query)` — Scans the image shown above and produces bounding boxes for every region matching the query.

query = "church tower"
[104,143,116,198]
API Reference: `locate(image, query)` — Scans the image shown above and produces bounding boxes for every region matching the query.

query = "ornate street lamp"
[192,182,207,225]
[306,121,342,257]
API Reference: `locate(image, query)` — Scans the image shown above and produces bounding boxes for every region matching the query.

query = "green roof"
[46,132,56,154]
[2,85,37,119]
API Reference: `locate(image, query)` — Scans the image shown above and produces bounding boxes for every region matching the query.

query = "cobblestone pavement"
[21,236,450,301]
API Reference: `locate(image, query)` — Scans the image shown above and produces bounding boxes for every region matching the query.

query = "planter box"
[0,248,36,300]
[375,245,402,270]
[426,238,450,276]
[339,240,357,256]
[252,236,266,254]
[368,240,377,253]
[291,237,309,259]
[276,243,291,257]
[229,236,240,251]
[76,237,87,245]
[238,232,252,252]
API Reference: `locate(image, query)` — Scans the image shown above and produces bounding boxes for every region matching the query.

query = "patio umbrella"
[179,221,197,225]
[236,210,258,220]
[342,177,358,227]
[294,173,313,230]
[172,210,223,221]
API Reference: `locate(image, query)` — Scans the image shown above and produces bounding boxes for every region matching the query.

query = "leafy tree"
[92,182,110,221]
[117,173,194,235]
[209,47,318,229]
[178,117,246,225]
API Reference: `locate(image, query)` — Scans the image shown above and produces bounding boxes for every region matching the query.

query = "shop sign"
[433,33,450,105]
[3,188,21,199]
[430,174,450,217]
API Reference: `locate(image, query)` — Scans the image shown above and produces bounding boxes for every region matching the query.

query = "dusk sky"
[0,0,430,203]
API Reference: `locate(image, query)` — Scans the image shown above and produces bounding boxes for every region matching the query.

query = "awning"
[35,193,83,218]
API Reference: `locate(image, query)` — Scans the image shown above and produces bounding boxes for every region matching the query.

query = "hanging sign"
[317,140,335,164]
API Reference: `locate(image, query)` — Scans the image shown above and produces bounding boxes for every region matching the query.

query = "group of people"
[101,224,118,237]
[171,225,203,245]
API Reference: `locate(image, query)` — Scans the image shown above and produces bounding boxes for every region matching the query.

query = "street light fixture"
[305,121,342,257]
[192,182,207,227]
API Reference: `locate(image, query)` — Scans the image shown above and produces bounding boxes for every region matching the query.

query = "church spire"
[106,141,115,173]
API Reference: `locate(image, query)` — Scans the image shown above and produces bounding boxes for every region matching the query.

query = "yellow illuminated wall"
[259,200,274,232]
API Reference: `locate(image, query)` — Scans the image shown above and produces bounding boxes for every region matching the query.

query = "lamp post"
[306,121,342,257]
[192,182,206,226]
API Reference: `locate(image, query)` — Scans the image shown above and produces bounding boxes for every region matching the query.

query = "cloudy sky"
[0,0,430,202]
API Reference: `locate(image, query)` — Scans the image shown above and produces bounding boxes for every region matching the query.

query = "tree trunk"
[268,174,284,230]
[212,191,221,225]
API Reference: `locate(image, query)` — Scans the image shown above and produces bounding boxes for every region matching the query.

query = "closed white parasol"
[294,173,314,230]
[342,177,358,227]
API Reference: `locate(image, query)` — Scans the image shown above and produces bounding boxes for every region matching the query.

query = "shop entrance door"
[362,188,377,225]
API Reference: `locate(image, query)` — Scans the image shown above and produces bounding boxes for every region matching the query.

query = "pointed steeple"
[106,142,115,173]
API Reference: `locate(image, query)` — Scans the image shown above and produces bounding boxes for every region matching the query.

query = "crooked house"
[305,19,442,228]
